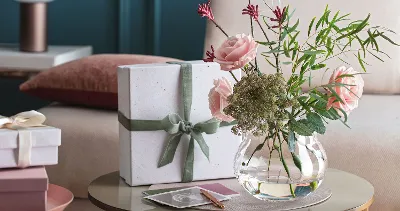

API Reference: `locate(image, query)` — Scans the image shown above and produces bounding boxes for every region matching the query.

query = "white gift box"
[118,61,241,186]
[0,126,61,168]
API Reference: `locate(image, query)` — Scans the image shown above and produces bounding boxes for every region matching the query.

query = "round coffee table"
[88,168,373,211]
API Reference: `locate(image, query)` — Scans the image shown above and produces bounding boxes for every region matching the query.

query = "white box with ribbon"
[0,111,61,168]
[118,61,241,186]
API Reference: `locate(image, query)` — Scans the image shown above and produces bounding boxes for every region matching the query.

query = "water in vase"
[234,133,327,201]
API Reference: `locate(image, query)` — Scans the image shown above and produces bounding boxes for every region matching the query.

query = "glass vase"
[234,132,327,201]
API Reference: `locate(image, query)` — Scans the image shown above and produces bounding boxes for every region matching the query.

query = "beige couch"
[42,1,400,210]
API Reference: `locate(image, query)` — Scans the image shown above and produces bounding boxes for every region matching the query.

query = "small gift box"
[0,111,61,169]
[0,166,48,211]
[118,61,241,186]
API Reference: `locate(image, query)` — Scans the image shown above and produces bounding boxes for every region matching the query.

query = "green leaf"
[309,55,317,67]
[311,63,326,70]
[315,28,327,44]
[373,49,392,59]
[265,57,277,68]
[337,13,351,22]
[288,8,296,21]
[368,30,379,51]
[297,54,311,65]
[290,120,314,136]
[337,14,370,40]
[310,181,318,191]
[332,11,340,23]
[256,41,277,46]
[337,107,348,123]
[282,61,292,65]
[327,86,344,103]
[280,29,288,41]
[263,46,283,54]
[338,57,351,66]
[306,113,326,134]
[312,101,341,120]
[254,143,264,152]
[316,16,324,30]
[357,52,367,72]
[355,35,366,57]
[289,31,300,46]
[288,19,300,34]
[301,62,309,73]
[367,49,384,62]
[292,153,302,172]
[326,37,333,57]
[302,50,325,55]
[380,33,400,46]
[309,92,327,103]
[308,17,316,36]
[288,130,296,153]
[282,5,290,22]
[324,10,331,24]
[283,41,290,58]
[292,42,298,61]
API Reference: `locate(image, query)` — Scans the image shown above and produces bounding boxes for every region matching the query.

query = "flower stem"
[211,20,229,38]
[276,27,282,73]
[246,133,269,166]
[229,71,239,83]
[255,19,280,74]
[277,129,296,198]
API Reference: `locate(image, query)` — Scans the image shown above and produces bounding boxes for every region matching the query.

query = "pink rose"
[214,34,258,71]
[208,77,235,122]
[326,66,364,115]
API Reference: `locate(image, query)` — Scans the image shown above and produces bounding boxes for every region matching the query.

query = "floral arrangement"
[199,0,397,138]
[198,0,397,198]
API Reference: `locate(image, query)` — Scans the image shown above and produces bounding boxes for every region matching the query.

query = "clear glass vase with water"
[234,132,327,201]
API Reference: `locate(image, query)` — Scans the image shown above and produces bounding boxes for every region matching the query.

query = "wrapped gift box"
[0,166,48,211]
[0,126,61,168]
[118,61,242,186]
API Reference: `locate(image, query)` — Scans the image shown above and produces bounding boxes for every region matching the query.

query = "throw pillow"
[20,54,181,109]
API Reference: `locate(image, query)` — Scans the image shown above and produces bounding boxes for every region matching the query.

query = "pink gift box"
[0,166,48,211]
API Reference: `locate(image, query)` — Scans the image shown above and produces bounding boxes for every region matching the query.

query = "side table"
[0,43,92,78]
[88,169,374,211]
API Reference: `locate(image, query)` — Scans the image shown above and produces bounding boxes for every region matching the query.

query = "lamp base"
[19,2,48,53]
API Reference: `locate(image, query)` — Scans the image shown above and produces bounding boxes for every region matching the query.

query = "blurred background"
[0,0,207,115]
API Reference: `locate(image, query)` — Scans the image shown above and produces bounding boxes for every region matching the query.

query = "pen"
[200,189,225,209]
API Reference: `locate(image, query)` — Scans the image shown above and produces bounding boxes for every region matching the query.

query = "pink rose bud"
[208,77,235,122]
[214,34,258,71]
[326,66,365,115]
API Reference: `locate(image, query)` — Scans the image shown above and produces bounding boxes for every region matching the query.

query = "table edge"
[88,191,128,211]
[354,196,374,211]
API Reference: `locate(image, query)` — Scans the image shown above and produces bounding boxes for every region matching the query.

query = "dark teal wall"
[0,0,207,115]
[0,0,207,59]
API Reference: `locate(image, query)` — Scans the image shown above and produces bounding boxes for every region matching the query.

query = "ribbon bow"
[0,110,46,168]
[118,62,234,182]
[158,113,221,182]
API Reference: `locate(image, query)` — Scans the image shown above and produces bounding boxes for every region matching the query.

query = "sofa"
[40,1,399,210]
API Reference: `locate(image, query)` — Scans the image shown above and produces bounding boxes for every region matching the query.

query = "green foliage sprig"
[229,4,398,137]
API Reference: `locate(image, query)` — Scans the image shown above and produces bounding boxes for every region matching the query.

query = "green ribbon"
[118,62,234,182]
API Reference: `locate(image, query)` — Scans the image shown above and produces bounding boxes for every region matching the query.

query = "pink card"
[197,183,240,197]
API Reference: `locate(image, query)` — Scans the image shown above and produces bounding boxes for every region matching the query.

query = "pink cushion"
[20,54,181,109]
